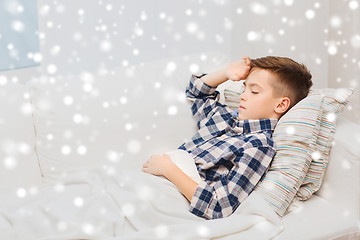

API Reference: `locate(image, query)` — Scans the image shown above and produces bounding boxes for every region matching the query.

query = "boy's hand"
[142,153,174,177]
[225,56,251,81]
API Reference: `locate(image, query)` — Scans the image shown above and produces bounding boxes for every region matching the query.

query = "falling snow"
[17,188,27,198]
[311,151,321,160]
[0,1,360,238]
[122,202,135,216]
[286,126,296,135]
[155,224,169,238]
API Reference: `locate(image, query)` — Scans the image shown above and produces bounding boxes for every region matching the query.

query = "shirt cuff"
[189,74,217,97]
[195,73,208,78]
[189,180,212,218]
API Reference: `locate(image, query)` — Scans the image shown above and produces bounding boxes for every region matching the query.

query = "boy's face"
[238,68,283,120]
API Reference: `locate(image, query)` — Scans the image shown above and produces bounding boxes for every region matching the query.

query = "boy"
[142,56,313,219]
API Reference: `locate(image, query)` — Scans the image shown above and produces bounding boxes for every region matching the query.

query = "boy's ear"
[275,97,291,114]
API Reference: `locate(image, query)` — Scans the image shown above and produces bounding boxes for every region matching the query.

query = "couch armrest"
[315,117,360,227]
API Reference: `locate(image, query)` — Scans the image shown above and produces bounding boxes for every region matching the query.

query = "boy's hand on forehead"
[225,56,251,82]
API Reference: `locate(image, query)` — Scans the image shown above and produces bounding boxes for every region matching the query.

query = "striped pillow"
[295,88,353,201]
[223,87,353,216]
[222,88,243,110]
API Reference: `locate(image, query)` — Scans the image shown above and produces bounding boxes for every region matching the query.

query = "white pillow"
[314,117,360,217]
[165,149,202,184]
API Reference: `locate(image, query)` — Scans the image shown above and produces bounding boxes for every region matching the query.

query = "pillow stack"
[223,86,353,216]
[295,88,354,201]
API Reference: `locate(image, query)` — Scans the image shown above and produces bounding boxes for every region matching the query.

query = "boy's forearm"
[199,68,228,88]
[164,164,198,202]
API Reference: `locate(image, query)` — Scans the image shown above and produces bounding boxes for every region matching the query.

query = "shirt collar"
[231,109,278,134]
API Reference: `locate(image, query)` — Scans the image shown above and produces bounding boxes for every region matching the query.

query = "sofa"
[0,52,359,239]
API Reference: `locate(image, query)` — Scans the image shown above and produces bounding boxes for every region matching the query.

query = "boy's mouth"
[239,105,245,110]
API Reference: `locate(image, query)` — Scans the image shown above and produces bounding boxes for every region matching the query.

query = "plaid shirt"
[178,74,278,220]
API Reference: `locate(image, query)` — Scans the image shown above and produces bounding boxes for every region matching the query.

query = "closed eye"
[252,91,258,94]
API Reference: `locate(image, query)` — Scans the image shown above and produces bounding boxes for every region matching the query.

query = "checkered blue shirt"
[178,74,278,220]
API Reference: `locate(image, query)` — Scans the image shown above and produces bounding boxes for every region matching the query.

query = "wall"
[1,0,232,81]
[229,0,359,124]
[328,0,360,124]
[0,0,358,124]
[229,0,329,89]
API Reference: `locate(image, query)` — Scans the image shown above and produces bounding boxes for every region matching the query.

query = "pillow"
[295,88,354,201]
[223,87,353,216]
[165,149,202,184]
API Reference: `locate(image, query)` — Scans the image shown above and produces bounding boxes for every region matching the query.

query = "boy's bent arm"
[189,145,276,219]
[184,74,227,130]
[201,57,251,87]
[200,57,251,87]
[164,164,198,202]
[142,153,198,202]
[183,58,251,129]
[200,68,228,88]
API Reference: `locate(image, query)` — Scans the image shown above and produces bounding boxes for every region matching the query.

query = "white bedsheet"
[0,167,283,240]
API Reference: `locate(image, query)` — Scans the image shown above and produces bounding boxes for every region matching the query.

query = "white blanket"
[0,167,283,240]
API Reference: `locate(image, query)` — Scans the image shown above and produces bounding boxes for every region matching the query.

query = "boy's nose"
[240,93,246,101]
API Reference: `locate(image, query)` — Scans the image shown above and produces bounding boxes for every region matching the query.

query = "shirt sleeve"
[189,145,276,219]
[185,74,231,130]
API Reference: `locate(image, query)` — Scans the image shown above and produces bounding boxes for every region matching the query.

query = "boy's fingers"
[243,57,251,64]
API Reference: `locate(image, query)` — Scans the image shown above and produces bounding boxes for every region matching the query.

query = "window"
[0,0,40,71]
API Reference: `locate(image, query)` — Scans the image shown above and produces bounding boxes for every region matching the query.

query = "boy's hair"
[250,56,313,112]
